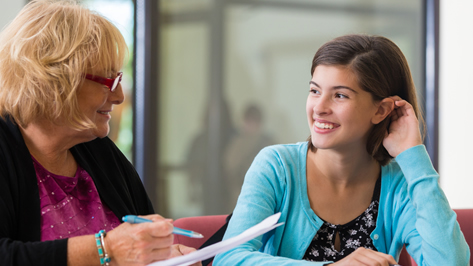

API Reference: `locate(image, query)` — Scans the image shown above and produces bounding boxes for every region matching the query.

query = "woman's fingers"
[175,244,197,256]
[105,217,177,265]
[143,219,174,238]
[148,234,174,250]
[140,214,174,224]
[122,219,173,240]
[169,244,202,266]
[128,245,172,264]
[147,245,173,262]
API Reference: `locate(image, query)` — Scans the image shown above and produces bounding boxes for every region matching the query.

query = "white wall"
[439,1,473,209]
[0,0,25,31]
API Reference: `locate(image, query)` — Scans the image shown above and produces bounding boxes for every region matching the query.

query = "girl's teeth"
[315,121,334,129]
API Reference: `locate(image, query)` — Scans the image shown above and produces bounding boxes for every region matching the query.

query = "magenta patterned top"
[32,156,121,241]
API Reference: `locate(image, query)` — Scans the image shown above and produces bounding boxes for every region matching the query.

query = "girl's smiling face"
[306,65,381,152]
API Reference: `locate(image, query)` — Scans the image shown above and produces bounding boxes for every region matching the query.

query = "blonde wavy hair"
[0,0,127,129]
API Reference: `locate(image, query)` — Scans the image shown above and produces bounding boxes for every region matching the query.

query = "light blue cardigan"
[214,143,470,265]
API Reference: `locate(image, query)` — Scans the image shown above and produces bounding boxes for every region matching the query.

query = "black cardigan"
[0,116,154,265]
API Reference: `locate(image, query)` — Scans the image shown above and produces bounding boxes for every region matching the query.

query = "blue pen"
[122,215,204,238]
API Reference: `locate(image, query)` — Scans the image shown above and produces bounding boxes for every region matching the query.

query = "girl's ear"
[372,98,395,124]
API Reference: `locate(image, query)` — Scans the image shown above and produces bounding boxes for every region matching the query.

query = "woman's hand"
[170,244,202,266]
[104,214,175,266]
[383,96,422,158]
[331,247,398,266]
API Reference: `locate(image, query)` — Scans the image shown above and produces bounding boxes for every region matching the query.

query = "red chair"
[456,209,473,265]
[399,208,473,266]
[173,215,228,266]
[398,246,414,266]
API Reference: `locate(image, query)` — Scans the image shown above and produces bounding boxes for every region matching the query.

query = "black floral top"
[303,177,381,262]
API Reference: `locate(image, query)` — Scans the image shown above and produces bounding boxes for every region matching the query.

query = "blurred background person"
[186,99,235,215]
[224,104,275,211]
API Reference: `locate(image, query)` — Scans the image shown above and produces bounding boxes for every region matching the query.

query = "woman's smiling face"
[306,65,381,152]
[75,70,125,140]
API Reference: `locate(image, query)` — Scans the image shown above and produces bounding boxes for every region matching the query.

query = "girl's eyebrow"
[309,81,358,93]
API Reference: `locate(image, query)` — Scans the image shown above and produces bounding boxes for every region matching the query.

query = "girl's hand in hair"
[330,247,398,266]
[383,96,423,158]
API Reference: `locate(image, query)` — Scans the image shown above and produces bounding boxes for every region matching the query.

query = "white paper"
[148,212,283,266]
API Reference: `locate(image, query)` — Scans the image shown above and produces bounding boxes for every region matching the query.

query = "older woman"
[0,1,198,265]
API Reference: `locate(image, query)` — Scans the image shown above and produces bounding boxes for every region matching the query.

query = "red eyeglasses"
[84,72,123,92]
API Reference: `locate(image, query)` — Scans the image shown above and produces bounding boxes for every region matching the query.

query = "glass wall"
[83,0,135,160]
[158,0,423,218]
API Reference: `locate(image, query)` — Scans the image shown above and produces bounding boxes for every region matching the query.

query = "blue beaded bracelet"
[95,230,111,266]
[100,230,111,265]
[94,231,104,263]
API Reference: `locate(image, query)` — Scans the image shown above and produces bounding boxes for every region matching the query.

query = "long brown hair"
[308,34,424,165]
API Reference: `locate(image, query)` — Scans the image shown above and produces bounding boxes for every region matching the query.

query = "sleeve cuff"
[395,145,438,182]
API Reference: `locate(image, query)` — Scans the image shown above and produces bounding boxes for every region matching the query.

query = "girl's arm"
[384,97,470,265]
